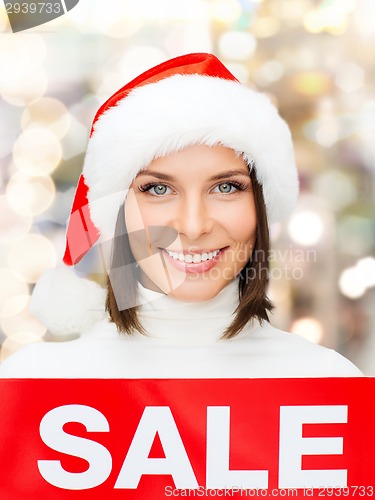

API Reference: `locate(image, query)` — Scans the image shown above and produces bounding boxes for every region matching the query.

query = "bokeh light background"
[0,0,374,373]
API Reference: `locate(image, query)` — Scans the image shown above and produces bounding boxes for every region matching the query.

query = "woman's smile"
[161,246,229,273]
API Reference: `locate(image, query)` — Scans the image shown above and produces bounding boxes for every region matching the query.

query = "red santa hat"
[30,53,298,336]
[63,52,298,266]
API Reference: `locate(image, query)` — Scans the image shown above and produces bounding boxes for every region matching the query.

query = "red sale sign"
[0,378,373,499]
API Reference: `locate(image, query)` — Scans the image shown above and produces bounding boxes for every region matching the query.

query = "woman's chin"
[138,254,237,301]
[161,275,232,302]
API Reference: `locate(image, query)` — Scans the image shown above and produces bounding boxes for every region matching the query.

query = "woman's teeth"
[165,249,221,263]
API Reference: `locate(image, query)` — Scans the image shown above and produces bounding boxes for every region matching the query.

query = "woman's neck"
[136,278,240,345]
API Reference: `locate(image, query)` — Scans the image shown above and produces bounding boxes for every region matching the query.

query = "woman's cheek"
[216,202,255,238]
[139,205,165,227]
[124,189,147,232]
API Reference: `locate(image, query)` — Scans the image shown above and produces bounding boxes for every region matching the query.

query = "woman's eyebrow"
[136,170,250,182]
[208,170,250,181]
[136,171,174,181]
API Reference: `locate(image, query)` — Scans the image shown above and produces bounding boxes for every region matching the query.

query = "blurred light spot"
[6,172,56,217]
[0,35,47,106]
[313,171,356,211]
[303,6,349,34]
[93,0,143,38]
[315,122,339,147]
[1,69,48,107]
[291,72,331,96]
[61,116,89,160]
[127,0,208,21]
[291,46,319,70]
[291,317,323,344]
[0,35,46,75]
[8,234,57,284]
[288,211,324,246]
[0,195,32,243]
[339,266,366,299]
[219,31,256,61]
[304,115,356,146]
[1,299,46,338]
[1,294,30,319]
[0,331,44,362]
[356,257,375,289]
[335,63,364,93]
[211,0,241,23]
[254,60,284,86]
[22,98,70,139]
[252,16,281,38]
[355,0,375,38]
[0,268,28,311]
[13,127,62,176]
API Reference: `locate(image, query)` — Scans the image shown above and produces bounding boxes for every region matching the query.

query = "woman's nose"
[172,195,214,240]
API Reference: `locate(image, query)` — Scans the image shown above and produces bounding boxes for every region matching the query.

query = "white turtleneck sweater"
[0,279,362,378]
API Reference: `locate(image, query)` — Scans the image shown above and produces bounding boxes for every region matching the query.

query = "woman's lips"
[161,247,228,274]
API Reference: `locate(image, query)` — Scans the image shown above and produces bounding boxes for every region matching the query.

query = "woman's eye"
[153,184,168,195]
[214,182,237,194]
[142,183,172,196]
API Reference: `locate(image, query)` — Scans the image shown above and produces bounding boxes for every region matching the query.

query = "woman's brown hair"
[106,166,273,339]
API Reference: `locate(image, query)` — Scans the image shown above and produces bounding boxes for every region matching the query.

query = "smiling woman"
[107,144,272,339]
[0,53,362,378]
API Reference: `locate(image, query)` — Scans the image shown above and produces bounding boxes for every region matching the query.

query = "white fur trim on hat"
[83,74,298,240]
[29,267,106,336]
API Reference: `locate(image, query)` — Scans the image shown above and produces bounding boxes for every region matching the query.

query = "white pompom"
[29,267,106,336]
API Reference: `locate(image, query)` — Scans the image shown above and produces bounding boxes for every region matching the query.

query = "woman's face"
[124,144,257,301]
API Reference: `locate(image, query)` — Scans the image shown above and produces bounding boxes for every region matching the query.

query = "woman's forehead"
[135,144,250,179]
